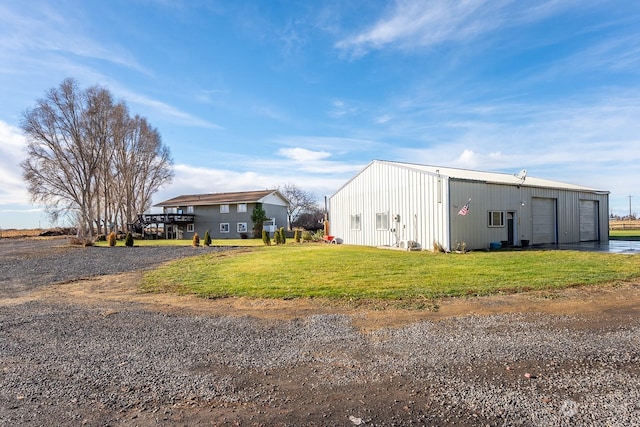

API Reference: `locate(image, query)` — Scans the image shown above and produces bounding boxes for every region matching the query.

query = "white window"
[376,212,389,230]
[351,214,361,230]
[237,203,247,213]
[220,204,229,214]
[187,224,194,232]
[187,206,194,214]
[237,222,247,233]
[220,223,229,233]
[488,211,505,227]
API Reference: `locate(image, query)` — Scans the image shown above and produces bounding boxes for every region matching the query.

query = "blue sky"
[1,0,640,229]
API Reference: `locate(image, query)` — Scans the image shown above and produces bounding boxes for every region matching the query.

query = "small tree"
[273,228,282,245]
[262,229,271,246]
[279,227,286,245]
[125,232,134,247]
[108,231,117,247]
[192,232,200,247]
[294,229,300,243]
[203,230,212,246]
[251,204,268,238]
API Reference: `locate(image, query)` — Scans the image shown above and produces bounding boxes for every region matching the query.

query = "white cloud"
[334,0,577,56]
[0,120,30,205]
[0,3,148,75]
[278,147,331,162]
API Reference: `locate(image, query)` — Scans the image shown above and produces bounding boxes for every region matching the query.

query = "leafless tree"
[20,78,173,239]
[277,183,318,229]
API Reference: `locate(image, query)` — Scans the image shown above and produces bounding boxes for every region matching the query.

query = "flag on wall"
[458,199,471,216]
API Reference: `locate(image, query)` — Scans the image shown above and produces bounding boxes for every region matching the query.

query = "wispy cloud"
[122,91,223,130]
[334,0,577,56]
[0,3,149,75]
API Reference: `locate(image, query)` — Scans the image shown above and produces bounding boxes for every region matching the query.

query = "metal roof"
[155,189,288,207]
[374,160,608,193]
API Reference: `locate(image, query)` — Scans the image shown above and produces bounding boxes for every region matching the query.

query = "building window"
[187,206,194,214]
[351,214,361,230]
[488,211,505,227]
[220,204,229,214]
[237,203,247,213]
[187,224,194,233]
[220,223,229,233]
[237,222,247,233]
[376,212,389,230]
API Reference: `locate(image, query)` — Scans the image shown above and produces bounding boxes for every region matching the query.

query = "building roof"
[338,160,608,194]
[155,189,288,207]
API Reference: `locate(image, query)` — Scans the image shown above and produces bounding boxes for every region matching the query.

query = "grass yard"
[142,244,640,301]
[609,229,640,240]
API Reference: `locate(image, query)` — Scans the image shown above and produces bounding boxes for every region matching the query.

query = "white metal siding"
[329,161,449,250]
[532,197,556,244]
[331,161,609,250]
[579,200,598,241]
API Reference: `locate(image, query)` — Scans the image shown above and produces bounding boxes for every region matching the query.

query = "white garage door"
[532,197,556,245]
[580,200,598,241]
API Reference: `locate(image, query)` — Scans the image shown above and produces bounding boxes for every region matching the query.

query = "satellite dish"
[515,169,527,181]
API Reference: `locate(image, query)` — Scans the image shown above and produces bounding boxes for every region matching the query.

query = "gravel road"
[1,238,639,426]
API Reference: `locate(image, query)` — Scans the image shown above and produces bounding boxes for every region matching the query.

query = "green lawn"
[609,229,640,240]
[142,244,640,301]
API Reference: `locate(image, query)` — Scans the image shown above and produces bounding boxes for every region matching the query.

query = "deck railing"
[139,214,195,224]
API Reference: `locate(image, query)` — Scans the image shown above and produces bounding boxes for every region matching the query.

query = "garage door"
[580,200,598,241]
[532,198,556,245]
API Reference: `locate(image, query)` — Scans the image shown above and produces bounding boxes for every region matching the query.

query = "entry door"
[579,200,598,241]
[532,198,557,245]
[507,212,516,246]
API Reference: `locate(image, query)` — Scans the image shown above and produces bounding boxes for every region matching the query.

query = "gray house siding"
[154,190,290,241]
[165,202,288,240]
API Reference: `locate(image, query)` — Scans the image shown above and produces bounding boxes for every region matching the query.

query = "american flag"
[458,199,470,216]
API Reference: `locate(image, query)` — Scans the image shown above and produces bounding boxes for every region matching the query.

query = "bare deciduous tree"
[277,183,318,229]
[20,78,174,239]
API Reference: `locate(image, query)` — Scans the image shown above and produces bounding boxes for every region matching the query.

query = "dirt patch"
[13,272,640,331]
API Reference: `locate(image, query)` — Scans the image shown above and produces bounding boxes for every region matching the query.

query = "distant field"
[0,229,44,238]
[610,220,640,230]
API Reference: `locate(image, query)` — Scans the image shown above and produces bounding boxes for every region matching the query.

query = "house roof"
[155,189,289,207]
[337,160,608,194]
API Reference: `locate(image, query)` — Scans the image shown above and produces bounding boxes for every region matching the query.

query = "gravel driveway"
[1,238,639,426]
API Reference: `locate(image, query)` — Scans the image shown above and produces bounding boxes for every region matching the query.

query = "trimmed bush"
[108,231,117,247]
[125,232,134,247]
[302,231,312,242]
[279,227,286,245]
[262,229,271,246]
[192,232,200,247]
[294,229,300,243]
[203,230,212,246]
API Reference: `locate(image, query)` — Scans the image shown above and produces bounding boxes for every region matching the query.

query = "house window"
[187,206,194,214]
[376,212,389,230]
[220,204,229,214]
[237,203,247,213]
[237,222,247,233]
[351,214,361,230]
[187,224,194,233]
[488,211,505,227]
[220,223,229,233]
